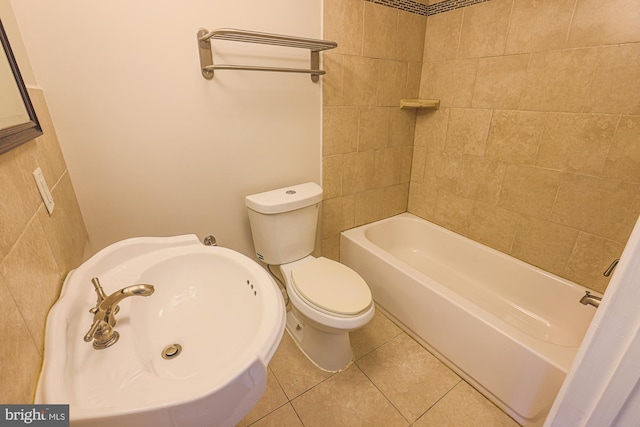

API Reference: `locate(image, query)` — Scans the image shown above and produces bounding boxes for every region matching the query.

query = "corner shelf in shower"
[197,28,337,82]
[399,99,440,110]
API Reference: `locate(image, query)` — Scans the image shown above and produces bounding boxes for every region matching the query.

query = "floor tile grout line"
[245,362,325,426]
[266,328,412,425]
[249,309,504,426]
[288,400,306,427]
[353,351,413,425]
[352,327,405,363]
[276,308,407,401]
[410,378,463,425]
[287,315,410,424]
[243,400,291,427]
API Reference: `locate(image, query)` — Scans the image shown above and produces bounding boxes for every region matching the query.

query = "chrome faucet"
[579,291,602,308]
[84,277,155,349]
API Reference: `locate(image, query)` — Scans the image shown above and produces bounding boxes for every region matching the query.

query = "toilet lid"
[291,257,372,315]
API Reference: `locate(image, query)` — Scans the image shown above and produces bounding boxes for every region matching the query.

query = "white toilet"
[245,182,375,372]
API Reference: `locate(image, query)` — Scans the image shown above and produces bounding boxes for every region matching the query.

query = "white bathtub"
[340,213,597,426]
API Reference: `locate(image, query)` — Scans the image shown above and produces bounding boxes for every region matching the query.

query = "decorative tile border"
[365,0,492,16]
[365,0,429,15]
[427,0,492,15]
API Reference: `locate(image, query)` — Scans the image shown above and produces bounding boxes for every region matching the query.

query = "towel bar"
[197,28,337,82]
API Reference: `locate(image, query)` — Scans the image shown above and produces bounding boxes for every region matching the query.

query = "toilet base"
[285,310,353,372]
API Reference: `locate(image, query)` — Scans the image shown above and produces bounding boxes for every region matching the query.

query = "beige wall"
[410,0,640,292]
[12,0,323,258]
[323,0,640,293]
[321,0,427,259]
[0,3,88,403]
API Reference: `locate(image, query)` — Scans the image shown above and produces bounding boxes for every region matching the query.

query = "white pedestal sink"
[36,235,286,427]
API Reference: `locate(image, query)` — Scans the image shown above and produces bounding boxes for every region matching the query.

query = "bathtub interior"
[361,215,596,347]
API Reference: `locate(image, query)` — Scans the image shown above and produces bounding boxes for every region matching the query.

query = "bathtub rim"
[340,212,595,375]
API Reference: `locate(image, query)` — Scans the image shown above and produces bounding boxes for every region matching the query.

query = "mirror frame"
[0,18,42,155]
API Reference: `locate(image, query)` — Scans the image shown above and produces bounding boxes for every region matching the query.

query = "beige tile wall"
[410,0,640,292]
[321,0,426,259]
[0,88,88,403]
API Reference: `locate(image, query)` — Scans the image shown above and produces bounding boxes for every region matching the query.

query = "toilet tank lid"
[245,182,323,214]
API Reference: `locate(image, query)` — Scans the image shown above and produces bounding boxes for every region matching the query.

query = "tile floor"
[238,309,520,426]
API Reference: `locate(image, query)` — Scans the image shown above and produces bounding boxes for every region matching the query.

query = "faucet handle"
[89,305,118,315]
[89,277,119,315]
[84,318,107,342]
[91,277,107,302]
[83,318,119,349]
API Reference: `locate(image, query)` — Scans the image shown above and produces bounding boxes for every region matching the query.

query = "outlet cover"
[33,167,55,214]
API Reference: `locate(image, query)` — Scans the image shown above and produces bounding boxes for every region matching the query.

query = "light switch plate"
[33,167,55,214]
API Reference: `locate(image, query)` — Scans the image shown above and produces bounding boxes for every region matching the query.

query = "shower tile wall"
[323,0,640,293]
[411,0,640,292]
[0,89,88,403]
[321,0,426,259]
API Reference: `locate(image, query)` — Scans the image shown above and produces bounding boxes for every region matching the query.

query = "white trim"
[545,215,640,426]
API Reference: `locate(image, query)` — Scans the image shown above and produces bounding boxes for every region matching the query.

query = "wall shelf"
[197,28,337,82]
[399,99,440,110]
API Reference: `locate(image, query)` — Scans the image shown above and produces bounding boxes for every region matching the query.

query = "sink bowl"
[36,235,286,427]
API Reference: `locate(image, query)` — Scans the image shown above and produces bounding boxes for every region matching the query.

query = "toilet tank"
[245,182,323,265]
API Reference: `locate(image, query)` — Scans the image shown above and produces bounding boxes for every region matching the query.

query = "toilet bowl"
[245,182,375,371]
[280,256,375,371]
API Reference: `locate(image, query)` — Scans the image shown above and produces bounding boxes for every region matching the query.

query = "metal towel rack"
[197,28,338,82]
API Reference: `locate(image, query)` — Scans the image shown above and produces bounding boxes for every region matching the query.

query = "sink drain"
[161,343,182,360]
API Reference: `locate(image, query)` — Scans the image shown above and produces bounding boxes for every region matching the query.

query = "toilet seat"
[291,257,372,316]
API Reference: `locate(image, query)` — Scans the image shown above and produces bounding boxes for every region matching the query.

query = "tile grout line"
[353,346,414,425]
[410,378,463,425]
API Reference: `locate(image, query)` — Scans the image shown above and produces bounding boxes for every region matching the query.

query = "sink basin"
[36,235,286,427]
